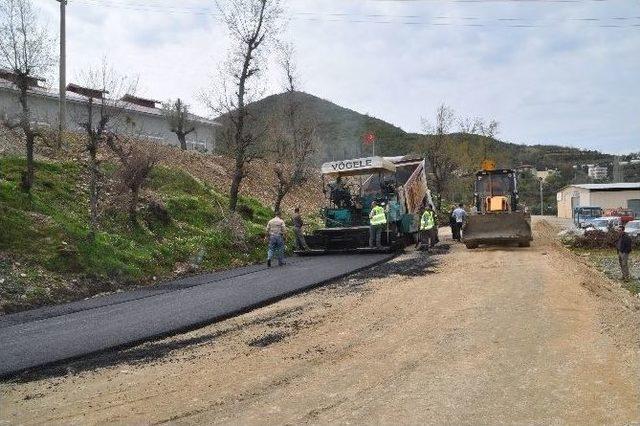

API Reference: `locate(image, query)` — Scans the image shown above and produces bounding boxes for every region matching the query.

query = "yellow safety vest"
[370,206,387,226]
[421,210,435,230]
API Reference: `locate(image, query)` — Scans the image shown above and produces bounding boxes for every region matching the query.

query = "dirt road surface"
[2,218,639,424]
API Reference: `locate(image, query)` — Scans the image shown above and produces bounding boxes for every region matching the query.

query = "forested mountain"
[223,91,612,172]
[216,91,635,214]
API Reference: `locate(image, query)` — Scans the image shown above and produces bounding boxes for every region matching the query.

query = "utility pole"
[613,156,623,182]
[57,0,67,147]
[539,177,544,216]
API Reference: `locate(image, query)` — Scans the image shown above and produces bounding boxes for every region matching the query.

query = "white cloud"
[37,0,640,154]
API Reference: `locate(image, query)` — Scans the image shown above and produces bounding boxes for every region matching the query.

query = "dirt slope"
[1,218,639,424]
[0,129,325,214]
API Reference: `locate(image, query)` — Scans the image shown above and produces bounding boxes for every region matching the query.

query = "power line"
[67,0,640,29]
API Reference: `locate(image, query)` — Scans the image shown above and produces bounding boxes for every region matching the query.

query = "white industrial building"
[556,183,640,219]
[0,70,220,152]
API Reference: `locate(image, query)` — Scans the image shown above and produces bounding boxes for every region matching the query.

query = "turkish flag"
[363,132,375,145]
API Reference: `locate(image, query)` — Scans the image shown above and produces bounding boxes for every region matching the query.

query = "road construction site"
[2,217,639,425]
[0,254,392,377]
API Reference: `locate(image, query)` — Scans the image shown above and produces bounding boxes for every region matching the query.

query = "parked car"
[604,208,636,224]
[573,206,604,228]
[586,216,622,232]
[624,220,640,238]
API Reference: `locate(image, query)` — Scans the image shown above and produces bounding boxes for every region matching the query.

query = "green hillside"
[0,156,275,314]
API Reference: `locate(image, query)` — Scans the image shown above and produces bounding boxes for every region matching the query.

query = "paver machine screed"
[298,156,432,255]
[462,160,533,249]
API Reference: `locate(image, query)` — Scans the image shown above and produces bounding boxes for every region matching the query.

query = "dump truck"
[462,160,533,249]
[297,155,432,255]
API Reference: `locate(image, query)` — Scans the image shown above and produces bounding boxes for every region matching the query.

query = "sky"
[37,0,640,154]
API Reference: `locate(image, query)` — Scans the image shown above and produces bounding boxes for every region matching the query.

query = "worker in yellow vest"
[417,204,436,251]
[369,201,387,248]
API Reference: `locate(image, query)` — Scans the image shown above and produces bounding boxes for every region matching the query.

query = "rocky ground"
[1,218,639,424]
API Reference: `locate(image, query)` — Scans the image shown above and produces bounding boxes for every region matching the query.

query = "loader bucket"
[462,212,533,248]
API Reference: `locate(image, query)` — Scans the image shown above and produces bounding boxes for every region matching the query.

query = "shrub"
[148,200,171,225]
[565,229,640,249]
[237,203,254,220]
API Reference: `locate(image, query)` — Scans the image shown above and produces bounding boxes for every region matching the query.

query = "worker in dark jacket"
[292,207,309,251]
[449,207,456,240]
[616,225,633,281]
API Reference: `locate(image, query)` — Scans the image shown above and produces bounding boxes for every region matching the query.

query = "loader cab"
[474,169,519,214]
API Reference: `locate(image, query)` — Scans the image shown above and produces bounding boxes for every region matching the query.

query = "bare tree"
[75,60,136,238]
[0,0,54,192]
[162,98,195,150]
[458,116,481,134]
[418,104,458,210]
[208,0,283,211]
[476,118,499,159]
[106,136,158,225]
[268,43,317,213]
[458,116,499,165]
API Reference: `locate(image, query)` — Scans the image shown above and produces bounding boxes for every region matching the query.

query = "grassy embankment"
[569,247,640,295]
[559,225,639,295]
[0,155,277,313]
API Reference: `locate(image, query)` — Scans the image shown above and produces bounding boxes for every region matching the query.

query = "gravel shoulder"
[1,218,639,424]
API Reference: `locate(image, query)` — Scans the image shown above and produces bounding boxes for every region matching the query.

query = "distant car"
[586,216,622,232]
[604,208,636,224]
[624,220,640,238]
[573,206,604,228]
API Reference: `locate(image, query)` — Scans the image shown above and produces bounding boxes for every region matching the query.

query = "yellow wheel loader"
[462,160,533,249]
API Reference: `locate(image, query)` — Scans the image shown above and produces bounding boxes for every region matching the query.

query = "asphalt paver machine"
[298,156,432,255]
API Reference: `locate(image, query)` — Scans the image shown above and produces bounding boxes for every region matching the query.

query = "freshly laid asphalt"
[0,254,392,378]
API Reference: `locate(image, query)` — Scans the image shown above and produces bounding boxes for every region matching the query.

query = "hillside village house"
[515,164,558,181]
[0,69,220,151]
[535,169,557,181]
[556,183,640,219]
[587,165,608,180]
[515,164,536,175]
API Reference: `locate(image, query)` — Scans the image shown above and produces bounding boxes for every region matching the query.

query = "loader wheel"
[465,243,479,249]
[518,241,531,248]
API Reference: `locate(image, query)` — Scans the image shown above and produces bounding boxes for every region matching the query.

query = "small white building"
[0,70,220,152]
[556,183,640,219]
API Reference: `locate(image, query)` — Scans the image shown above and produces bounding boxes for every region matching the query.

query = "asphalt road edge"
[2,254,395,381]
